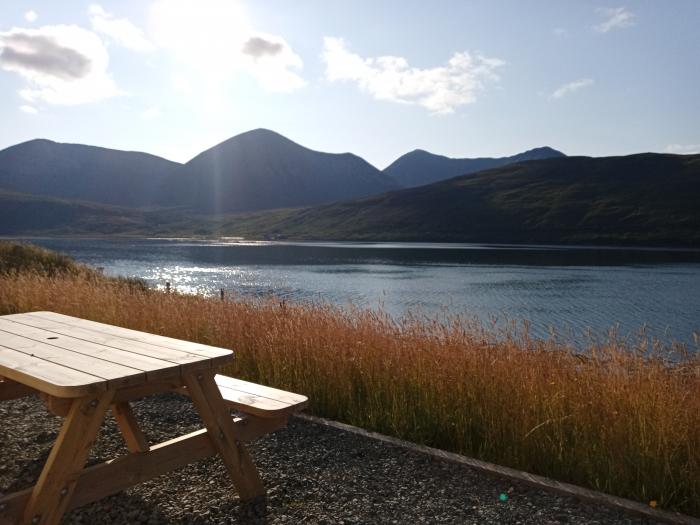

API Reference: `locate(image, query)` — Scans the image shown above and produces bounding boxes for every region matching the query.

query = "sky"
[0,1,698,168]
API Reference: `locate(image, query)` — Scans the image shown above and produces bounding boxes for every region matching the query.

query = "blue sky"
[0,1,698,168]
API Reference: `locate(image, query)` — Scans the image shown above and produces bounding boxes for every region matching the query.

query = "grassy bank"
[0,243,698,516]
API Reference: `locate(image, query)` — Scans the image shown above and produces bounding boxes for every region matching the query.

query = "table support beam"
[21,390,115,525]
[112,402,150,453]
[184,371,266,501]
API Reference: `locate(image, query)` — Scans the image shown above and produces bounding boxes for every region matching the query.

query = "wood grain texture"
[39,394,72,417]
[112,402,150,453]
[0,319,180,381]
[2,315,219,370]
[18,312,232,366]
[22,390,115,525]
[214,374,308,418]
[184,371,265,500]
[0,312,233,398]
[0,345,105,398]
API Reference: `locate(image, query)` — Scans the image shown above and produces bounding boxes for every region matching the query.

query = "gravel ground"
[0,394,665,525]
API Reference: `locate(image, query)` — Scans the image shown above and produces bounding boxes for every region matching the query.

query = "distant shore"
[3,234,700,252]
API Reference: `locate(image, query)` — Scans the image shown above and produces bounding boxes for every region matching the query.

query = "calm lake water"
[16,238,700,348]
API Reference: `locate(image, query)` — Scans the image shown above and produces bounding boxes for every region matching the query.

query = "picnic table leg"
[112,402,150,453]
[184,371,265,501]
[21,390,115,525]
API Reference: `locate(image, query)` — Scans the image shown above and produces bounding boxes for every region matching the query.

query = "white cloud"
[665,143,700,155]
[89,4,154,52]
[0,25,123,105]
[24,11,38,23]
[322,37,504,114]
[150,0,304,93]
[19,104,38,114]
[552,78,594,99]
[140,106,161,119]
[594,7,635,33]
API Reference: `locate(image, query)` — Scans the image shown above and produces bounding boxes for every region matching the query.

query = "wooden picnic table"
[0,311,306,525]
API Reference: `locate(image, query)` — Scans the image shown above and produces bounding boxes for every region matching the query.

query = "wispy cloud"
[594,7,635,33]
[665,143,700,155]
[89,4,154,52]
[19,104,38,114]
[552,78,594,99]
[553,28,567,37]
[24,10,38,23]
[0,25,123,105]
[322,37,504,114]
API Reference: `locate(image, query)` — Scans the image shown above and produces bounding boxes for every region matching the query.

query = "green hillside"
[218,153,700,246]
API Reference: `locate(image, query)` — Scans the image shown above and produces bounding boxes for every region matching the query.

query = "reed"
[0,270,698,516]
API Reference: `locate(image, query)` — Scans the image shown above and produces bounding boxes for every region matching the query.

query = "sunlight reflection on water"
[19,237,700,348]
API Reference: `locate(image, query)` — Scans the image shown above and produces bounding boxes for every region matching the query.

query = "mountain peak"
[234,128,289,141]
[385,146,567,188]
[176,129,398,213]
[511,146,566,160]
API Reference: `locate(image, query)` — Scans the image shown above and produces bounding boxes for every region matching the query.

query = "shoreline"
[3,235,700,253]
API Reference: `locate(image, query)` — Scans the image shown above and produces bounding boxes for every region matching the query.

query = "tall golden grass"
[1,271,698,516]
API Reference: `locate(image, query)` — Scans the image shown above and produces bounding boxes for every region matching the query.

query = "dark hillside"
[385,146,565,188]
[220,153,700,246]
[168,129,399,213]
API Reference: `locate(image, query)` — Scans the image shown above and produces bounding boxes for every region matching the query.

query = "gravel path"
[1,394,664,525]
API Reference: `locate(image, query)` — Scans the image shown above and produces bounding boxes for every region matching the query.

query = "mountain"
[218,153,700,246]
[0,130,400,214]
[0,139,182,208]
[166,129,400,213]
[384,146,566,188]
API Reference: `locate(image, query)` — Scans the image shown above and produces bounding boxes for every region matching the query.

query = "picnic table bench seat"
[0,311,309,525]
[211,374,308,419]
[178,374,309,443]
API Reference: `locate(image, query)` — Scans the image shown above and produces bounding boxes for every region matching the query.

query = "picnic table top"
[0,311,233,398]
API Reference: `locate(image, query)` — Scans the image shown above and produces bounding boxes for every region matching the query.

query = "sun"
[149,0,252,74]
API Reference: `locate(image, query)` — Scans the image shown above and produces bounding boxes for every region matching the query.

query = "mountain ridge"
[0,138,182,208]
[215,152,700,247]
[167,128,399,213]
[384,145,566,188]
[0,129,402,214]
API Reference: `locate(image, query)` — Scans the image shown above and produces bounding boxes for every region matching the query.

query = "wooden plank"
[0,319,181,382]
[22,390,115,525]
[0,333,145,391]
[1,316,215,370]
[0,378,36,401]
[215,375,308,416]
[184,371,265,500]
[112,381,184,403]
[39,393,72,417]
[215,375,308,405]
[0,346,106,398]
[216,385,296,418]
[0,419,285,524]
[14,312,233,366]
[112,402,150,453]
